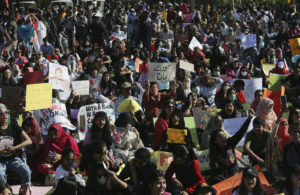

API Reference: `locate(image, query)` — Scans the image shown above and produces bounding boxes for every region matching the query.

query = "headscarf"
[22,117,43,144]
[255,98,277,131]
[271,48,290,75]
[41,123,79,162]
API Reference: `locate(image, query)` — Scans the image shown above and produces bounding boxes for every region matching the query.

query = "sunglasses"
[0,111,9,116]
[167,105,174,109]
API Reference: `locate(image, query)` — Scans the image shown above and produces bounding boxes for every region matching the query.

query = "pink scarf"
[255,98,277,131]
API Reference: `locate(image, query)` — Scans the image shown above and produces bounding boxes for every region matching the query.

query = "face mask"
[224,86,230,92]
[214,71,220,77]
[278,61,284,69]
[232,94,236,101]
[177,42,181,47]
[97,176,107,185]
[271,57,276,63]
[241,71,247,76]
[192,86,200,94]
[138,44,143,49]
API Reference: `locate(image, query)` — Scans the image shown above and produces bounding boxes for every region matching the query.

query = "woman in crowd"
[288,105,300,133]
[0,184,13,195]
[232,167,266,195]
[0,67,18,86]
[165,145,206,195]
[152,99,175,150]
[87,66,102,96]
[99,72,118,99]
[218,98,241,119]
[251,90,264,112]
[136,170,170,195]
[209,109,254,184]
[112,112,145,162]
[255,98,277,131]
[226,58,241,79]
[37,123,80,176]
[183,92,207,117]
[226,88,243,110]
[83,111,114,148]
[237,66,251,79]
[215,81,231,109]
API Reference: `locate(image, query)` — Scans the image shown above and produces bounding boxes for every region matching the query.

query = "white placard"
[240,34,257,49]
[232,78,262,103]
[179,60,195,72]
[147,63,176,82]
[72,80,90,96]
[49,63,71,91]
[189,36,203,50]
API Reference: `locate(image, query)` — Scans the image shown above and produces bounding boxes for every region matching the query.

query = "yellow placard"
[167,128,187,144]
[160,12,167,21]
[262,63,275,76]
[26,83,52,111]
[289,38,300,57]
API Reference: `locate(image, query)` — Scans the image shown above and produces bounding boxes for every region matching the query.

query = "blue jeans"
[0,157,31,186]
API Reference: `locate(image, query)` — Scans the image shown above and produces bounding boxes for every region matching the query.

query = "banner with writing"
[240,34,256,49]
[147,63,176,82]
[26,83,52,111]
[72,80,90,96]
[40,99,76,135]
[179,60,195,72]
[49,63,71,92]
[77,102,115,140]
[189,36,203,50]
[231,78,262,103]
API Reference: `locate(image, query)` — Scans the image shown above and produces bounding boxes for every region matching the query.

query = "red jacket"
[166,159,206,194]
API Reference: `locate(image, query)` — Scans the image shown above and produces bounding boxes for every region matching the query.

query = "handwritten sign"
[179,60,195,72]
[77,103,115,140]
[231,78,262,103]
[189,36,203,50]
[49,63,71,92]
[167,128,187,144]
[26,83,52,111]
[289,38,300,57]
[147,63,176,82]
[240,34,256,49]
[40,99,76,135]
[72,80,89,96]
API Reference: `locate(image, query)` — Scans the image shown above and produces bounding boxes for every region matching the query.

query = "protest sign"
[240,34,256,49]
[49,63,71,91]
[40,99,76,135]
[189,36,203,50]
[212,165,274,195]
[192,107,218,130]
[125,60,135,72]
[157,81,169,90]
[167,128,188,144]
[179,60,195,72]
[289,38,300,57]
[147,63,176,82]
[262,63,275,75]
[184,13,194,23]
[268,73,288,91]
[77,102,115,140]
[1,87,22,114]
[23,70,44,86]
[231,78,262,103]
[159,12,167,21]
[26,83,52,111]
[223,117,254,147]
[72,80,89,96]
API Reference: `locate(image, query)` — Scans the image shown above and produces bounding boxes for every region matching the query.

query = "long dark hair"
[209,128,224,160]
[236,169,265,195]
[173,144,197,161]
[91,112,111,144]
[159,98,175,120]
[100,72,114,90]
[215,81,230,99]
[219,98,238,117]
[139,170,166,195]
[168,110,185,129]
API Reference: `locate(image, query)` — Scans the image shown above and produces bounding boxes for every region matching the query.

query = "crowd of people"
[0,0,298,194]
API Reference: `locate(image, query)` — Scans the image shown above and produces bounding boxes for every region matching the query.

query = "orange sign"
[289,38,300,57]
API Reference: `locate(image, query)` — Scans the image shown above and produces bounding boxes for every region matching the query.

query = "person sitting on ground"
[165,145,206,195]
[251,89,263,112]
[244,117,270,166]
[232,166,266,195]
[276,164,300,195]
[218,98,242,119]
[119,148,157,188]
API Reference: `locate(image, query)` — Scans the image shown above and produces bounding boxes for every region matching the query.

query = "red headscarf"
[23,117,43,144]
[41,123,79,162]
[271,48,290,75]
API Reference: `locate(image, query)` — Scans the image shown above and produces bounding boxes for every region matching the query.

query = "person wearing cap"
[232,167,266,195]
[226,57,241,79]
[114,82,141,118]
